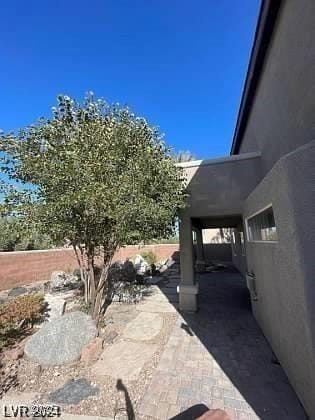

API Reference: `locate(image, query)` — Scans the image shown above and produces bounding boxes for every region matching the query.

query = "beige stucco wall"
[237,0,315,176]
[243,141,315,417]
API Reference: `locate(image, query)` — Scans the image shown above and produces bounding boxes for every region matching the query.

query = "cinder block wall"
[0,244,179,291]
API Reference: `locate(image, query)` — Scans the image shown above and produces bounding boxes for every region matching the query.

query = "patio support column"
[178,211,199,311]
[195,228,206,272]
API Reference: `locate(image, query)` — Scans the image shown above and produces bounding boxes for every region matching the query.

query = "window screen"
[247,206,278,241]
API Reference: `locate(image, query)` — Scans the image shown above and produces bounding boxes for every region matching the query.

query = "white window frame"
[245,204,278,243]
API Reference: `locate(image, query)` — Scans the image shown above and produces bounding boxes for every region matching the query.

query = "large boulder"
[24,312,97,366]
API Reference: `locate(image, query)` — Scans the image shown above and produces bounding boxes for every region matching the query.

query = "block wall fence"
[0,244,179,291]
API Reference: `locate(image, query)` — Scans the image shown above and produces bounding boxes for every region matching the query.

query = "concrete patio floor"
[138,267,306,420]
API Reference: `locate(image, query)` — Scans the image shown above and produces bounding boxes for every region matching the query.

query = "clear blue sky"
[1,0,260,159]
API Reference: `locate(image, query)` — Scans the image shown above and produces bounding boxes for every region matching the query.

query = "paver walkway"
[138,267,306,420]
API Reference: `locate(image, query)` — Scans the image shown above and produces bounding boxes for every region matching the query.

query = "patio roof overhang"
[177,152,262,219]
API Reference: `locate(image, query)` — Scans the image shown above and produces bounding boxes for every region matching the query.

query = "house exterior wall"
[243,141,315,417]
[237,0,315,176]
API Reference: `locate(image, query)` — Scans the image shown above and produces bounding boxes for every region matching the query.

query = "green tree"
[0,93,186,319]
[0,216,55,251]
[0,217,20,251]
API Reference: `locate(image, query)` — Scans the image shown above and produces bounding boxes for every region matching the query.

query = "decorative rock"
[72,268,81,279]
[24,312,97,366]
[165,257,175,268]
[102,329,118,344]
[45,293,67,321]
[4,345,24,361]
[122,312,163,341]
[8,287,28,297]
[80,337,103,365]
[48,378,99,405]
[92,341,158,381]
[31,363,42,377]
[134,255,149,275]
[159,264,168,273]
[49,271,80,292]
[28,285,43,294]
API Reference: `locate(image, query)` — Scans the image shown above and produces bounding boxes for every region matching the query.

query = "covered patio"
[177,152,262,311]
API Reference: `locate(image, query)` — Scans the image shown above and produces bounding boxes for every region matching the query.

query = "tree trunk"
[73,244,89,303]
[88,252,96,313]
[74,243,117,320]
[93,289,103,322]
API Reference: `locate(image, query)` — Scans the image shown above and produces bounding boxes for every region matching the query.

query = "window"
[247,206,278,242]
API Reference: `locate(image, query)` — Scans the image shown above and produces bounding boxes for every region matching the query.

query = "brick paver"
[138,267,306,419]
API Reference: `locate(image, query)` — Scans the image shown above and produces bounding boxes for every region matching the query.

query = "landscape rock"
[48,378,99,405]
[72,268,82,279]
[80,337,103,365]
[45,293,67,321]
[8,287,28,297]
[165,257,175,268]
[111,281,144,303]
[102,329,118,344]
[92,341,158,381]
[24,311,97,366]
[49,271,80,292]
[122,312,163,341]
[4,345,24,361]
[28,285,43,294]
[134,255,149,275]
[159,264,168,273]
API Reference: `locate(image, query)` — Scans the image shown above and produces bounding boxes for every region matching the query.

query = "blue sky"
[1,0,260,159]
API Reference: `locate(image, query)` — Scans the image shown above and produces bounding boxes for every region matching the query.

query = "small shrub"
[140,251,157,266]
[0,294,46,349]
